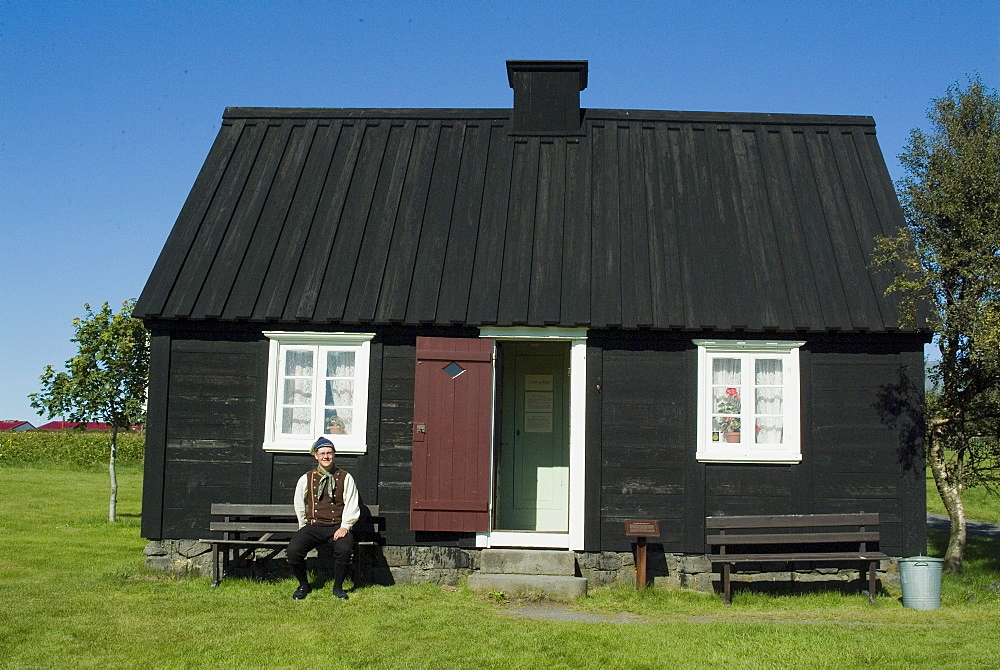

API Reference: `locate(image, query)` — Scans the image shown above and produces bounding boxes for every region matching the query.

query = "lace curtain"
[282,350,314,434]
[754,358,783,443]
[324,351,356,434]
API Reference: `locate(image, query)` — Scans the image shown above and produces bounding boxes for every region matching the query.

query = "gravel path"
[507,604,650,624]
[926,514,1000,539]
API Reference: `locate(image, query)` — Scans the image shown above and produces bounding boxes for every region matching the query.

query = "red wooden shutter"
[410,336,493,532]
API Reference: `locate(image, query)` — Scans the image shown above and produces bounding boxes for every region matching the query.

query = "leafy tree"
[29,300,149,522]
[874,77,1000,572]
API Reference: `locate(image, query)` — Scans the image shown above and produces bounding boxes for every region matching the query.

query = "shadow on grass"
[720,575,882,601]
[927,529,1000,572]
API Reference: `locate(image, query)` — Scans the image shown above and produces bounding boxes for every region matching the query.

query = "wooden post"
[625,519,660,590]
[636,536,648,588]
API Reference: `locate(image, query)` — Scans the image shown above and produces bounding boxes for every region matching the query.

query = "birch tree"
[874,77,1000,572]
[30,300,149,522]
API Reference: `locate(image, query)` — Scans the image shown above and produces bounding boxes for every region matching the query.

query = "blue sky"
[1,0,997,423]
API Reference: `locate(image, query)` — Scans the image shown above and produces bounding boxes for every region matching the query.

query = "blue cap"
[311,436,336,454]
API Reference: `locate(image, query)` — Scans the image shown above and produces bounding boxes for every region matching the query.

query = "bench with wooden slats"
[706,513,888,605]
[202,503,383,587]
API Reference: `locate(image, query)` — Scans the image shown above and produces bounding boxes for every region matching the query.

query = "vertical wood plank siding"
[136,110,913,334]
[437,124,489,325]
[137,121,246,318]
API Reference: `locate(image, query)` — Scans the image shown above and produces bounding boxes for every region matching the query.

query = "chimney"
[506,60,588,135]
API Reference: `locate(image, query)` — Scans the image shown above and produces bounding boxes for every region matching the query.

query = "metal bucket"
[899,556,943,610]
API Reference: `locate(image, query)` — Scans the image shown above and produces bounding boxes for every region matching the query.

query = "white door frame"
[476,327,587,550]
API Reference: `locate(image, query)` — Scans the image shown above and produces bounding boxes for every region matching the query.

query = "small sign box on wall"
[625,519,660,589]
[625,519,660,537]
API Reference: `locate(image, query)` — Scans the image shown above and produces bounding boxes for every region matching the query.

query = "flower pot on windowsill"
[724,431,741,443]
[328,427,344,435]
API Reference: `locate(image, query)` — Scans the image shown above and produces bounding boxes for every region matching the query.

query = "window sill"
[697,449,801,464]
[264,439,368,455]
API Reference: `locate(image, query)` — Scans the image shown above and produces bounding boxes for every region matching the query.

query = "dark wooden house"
[136,61,928,566]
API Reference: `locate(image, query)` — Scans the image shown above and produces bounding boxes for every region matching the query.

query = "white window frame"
[476,327,588,551]
[694,339,804,464]
[262,331,374,454]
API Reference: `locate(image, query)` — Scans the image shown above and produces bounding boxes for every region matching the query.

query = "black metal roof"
[136,105,911,332]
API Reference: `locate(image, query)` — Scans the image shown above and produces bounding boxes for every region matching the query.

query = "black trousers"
[286,525,353,587]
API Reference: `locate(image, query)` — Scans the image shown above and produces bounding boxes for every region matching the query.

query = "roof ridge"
[222,107,876,127]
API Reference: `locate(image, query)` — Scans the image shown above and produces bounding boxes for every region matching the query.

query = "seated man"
[286,437,360,600]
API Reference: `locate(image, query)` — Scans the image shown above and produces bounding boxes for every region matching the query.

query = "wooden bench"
[706,513,888,605]
[202,503,383,588]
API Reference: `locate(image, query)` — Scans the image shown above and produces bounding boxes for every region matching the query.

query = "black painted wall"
[594,334,693,552]
[143,329,476,547]
[144,333,268,538]
[592,333,926,556]
[143,328,925,557]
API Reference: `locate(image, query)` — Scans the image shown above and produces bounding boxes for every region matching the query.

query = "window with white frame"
[694,340,804,463]
[263,332,374,453]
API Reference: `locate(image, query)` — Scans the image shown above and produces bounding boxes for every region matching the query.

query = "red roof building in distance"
[0,421,36,431]
[38,421,110,430]
[36,421,143,431]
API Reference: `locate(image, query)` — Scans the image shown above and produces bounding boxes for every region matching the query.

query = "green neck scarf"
[314,464,337,501]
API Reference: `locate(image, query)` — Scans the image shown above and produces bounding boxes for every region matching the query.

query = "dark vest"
[305,468,347,526]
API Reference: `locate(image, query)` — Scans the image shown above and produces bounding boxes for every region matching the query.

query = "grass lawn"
[926,468,1000,523]
[2,466,999,669]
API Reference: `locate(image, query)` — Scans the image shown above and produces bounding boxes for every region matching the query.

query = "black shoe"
[332,587,349,600]
[292,584,312,600]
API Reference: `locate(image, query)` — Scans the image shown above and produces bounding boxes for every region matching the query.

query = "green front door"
[495,341,570,532]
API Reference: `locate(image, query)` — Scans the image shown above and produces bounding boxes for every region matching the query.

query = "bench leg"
[867,560,877,605]
[211,543,221,588]
[723,563,732,606]
[350,544,361,587]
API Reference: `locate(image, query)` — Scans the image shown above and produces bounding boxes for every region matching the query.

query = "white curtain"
[754,358,783,443]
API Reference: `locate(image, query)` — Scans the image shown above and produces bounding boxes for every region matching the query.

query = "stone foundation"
[378,545,479,586]
[143,539,214,575]
[143,541,899,594]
